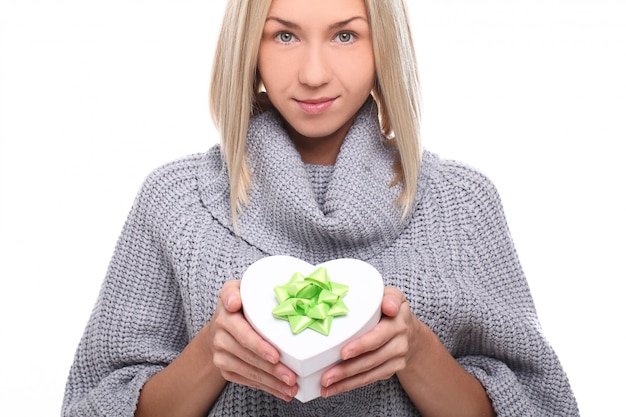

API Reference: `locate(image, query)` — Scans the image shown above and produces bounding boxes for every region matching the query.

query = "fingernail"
[224,295,232,309]
[323,386,336,397]
[264,354,276,364]
[281,374,291,385]
[343,350,354,360]
[283,385,297,396]
[323,377,334,388]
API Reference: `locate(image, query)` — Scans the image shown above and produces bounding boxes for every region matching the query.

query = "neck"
[285,119,354,165]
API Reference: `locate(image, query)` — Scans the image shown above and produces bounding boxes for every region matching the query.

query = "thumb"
[220,280,243,313]
[381,286,406,318]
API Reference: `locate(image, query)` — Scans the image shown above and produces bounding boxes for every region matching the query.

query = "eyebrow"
[265,16,368,31]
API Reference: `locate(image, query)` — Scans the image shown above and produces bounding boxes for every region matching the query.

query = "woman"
[62,0,579,416]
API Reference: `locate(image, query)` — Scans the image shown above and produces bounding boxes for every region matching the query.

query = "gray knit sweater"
[62,99,579,416]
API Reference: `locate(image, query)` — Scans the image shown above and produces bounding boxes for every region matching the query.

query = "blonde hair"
[210,0,421,227]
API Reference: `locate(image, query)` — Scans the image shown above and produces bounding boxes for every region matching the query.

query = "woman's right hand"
[136,280,297,417]
[206,280,298,402]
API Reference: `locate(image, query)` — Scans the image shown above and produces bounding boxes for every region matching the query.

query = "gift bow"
[272,266,349,336]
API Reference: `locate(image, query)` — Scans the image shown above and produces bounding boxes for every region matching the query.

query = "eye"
[276,32,295,44]
[334,32,355,44]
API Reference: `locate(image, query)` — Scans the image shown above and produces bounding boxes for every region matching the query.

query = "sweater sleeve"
[448,167,579,416]
[62,171,188,417]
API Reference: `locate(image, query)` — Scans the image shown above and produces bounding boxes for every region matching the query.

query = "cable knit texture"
[63,99,579,416]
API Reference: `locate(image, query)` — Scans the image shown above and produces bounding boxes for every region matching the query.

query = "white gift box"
[240,255,384,402]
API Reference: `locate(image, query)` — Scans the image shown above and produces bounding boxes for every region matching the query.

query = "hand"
[320,286,422,397]
[206,280,298,401]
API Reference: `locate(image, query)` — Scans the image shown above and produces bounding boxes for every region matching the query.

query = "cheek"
[257,50,292,92]
[335,51,376,90]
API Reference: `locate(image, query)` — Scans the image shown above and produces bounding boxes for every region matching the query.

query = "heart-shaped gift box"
[240,255,384,402]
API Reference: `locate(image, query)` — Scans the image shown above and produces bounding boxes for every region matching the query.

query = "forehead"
[265,0,368,24]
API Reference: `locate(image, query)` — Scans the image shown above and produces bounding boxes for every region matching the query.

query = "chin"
[294,128,340,140]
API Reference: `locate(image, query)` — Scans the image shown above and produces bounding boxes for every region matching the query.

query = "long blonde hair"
[210,0,421,227]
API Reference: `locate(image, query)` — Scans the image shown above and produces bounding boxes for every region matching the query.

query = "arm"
[63,163,297,417]
[62,176,190,416]
[321,165,578,416]
[135,281,298,417]
[133,325,226,417]
[392,291,495,417]
[320,288,495,417]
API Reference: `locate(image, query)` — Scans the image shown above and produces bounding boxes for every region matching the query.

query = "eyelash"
[276,32,296,44]
[334,32,356,44]
[274,31,357,45]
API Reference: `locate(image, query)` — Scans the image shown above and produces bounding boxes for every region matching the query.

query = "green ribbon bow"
[272,266,349,336]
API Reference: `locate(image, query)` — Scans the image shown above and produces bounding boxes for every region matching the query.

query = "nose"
[298,44,332,88]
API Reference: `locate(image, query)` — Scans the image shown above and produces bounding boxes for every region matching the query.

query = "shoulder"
[424,151,498,197]
[421,150,501,207]
[138,146,222,199]
[417,150,506,228]
[144,147,220,187]
[130,146,226,222]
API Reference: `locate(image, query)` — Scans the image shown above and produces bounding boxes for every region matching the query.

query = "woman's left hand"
[320,286,421,397]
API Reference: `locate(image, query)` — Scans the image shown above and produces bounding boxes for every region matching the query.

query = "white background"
[1,1,624,415]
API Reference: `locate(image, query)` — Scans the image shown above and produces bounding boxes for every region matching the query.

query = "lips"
[295,97,337,114]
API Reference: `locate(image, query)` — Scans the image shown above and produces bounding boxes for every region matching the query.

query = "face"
[257,0,375,163]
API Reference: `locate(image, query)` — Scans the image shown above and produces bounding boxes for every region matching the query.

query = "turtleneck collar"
[198,97,414,264]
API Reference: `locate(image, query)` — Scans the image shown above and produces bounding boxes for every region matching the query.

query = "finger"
[232,318,283,366]
[338,287,407,360]
[340,316,397,360]
[220,357,299,402]
[321,352,402,398]
[381,286,407,318]
[214,328,296,386]
[326,335,407,383]
[214,305,283,366]
[223,371,297,402]
[219,280,242,313]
